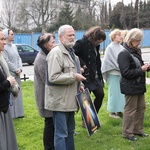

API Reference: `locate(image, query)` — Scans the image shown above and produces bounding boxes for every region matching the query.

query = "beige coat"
[45,42,80,112]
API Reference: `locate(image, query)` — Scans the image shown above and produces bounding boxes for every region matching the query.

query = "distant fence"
[14,29,150,51]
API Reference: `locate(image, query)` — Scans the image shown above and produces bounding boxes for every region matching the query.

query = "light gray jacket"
[3,43,22,77]
[34,50,53,117]
[101,42,124,81]
[45,42,81,112]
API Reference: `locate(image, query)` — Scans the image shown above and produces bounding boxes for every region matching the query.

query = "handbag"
[10,82,20,97]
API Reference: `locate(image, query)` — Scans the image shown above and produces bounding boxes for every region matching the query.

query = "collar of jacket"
[83,35,100,50]
[123,43,141,55]
[41,47,49,56]
[58,42,74,55]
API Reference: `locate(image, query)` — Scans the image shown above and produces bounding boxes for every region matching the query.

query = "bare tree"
[135,0,139,27]
[86,0,97,26]
[119,0,127,29]
[1,0,18,29]
[75,0,98,28]
[95,0,109,29]
[17,0,57,33]
[15,0,31,32]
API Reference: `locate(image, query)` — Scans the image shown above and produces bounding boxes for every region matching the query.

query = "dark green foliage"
[49,1,74,32]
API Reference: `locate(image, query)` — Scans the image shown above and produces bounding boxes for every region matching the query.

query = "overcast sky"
[111,0,147,6]
[110,0,136,5]
[0,0,144,14]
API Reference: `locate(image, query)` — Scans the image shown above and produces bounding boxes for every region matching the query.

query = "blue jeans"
[53,111,75,150]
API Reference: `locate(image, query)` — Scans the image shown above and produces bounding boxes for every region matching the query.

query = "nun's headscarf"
[3,29,9,39]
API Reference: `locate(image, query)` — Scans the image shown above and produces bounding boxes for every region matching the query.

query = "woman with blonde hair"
[121,29,128,43]
[118,28,149,141]
[102,29,125,118]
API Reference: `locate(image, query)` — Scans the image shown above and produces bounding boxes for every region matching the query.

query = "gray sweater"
[34,50,53,118]
[2,43,22,77]
[101,42,124,81]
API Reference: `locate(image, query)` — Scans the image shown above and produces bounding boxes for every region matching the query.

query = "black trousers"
[81,86,104,123]
[84,77,104,113]
[43,117,54,150]
[91,86,104,113]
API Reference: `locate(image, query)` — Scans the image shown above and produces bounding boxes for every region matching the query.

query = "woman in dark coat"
[0,30,18,150]
[73,26,106,127]
[118,28,149,141]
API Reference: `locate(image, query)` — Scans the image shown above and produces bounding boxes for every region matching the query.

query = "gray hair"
[124,28,143,46]
[58,24,73,36]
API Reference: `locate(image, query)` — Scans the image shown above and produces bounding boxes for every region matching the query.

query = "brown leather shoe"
[134,133,148,137]
[124,136,137,141]
[117,112,123,118]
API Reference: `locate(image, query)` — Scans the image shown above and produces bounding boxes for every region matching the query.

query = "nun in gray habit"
[0,30,18,150]
[2,29,24,118]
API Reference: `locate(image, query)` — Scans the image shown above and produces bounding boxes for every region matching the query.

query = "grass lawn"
[13,81,150,150]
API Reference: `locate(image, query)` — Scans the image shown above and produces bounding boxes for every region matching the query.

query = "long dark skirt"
[0,109,18,150]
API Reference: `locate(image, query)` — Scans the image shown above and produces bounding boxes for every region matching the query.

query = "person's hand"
[148,63,150,69]
[80,68,84,73]
[16,69,21,76]
[79,85,85,92]
[141,64,149,72]
[7,76,15,86]
[82,65,87,70]
[75,73,86,81]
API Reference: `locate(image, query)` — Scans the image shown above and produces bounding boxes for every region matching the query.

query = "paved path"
[141,47,150,53]
[146,78,150,84]
[24,75,150,85]
[22,47,150,84]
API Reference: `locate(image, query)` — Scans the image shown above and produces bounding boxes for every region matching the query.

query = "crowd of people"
[0,25,149,150]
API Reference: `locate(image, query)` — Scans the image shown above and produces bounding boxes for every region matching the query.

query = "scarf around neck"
[0,52,20,97]
[0,53,10,77]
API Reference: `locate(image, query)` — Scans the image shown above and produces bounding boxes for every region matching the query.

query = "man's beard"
[65,41,75,48]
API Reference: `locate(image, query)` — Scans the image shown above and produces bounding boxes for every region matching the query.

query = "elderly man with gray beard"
[45,25,86,150]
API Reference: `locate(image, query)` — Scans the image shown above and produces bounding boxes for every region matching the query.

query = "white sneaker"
[109,113,120,119]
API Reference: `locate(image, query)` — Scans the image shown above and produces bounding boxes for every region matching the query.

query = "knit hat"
[3,29,9,38]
